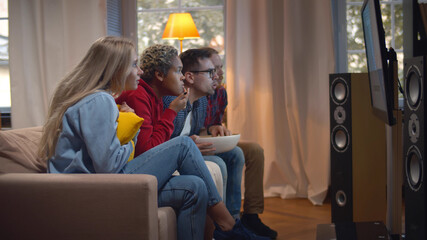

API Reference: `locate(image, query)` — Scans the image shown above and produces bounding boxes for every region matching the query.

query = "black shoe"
[213,219,270,240]
[241,213,278,239]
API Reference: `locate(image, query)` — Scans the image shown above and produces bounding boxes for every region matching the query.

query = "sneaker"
[241,213,278,239]
[213,219,271,240]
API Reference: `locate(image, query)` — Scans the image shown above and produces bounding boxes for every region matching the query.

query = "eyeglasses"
[190,68,216,79]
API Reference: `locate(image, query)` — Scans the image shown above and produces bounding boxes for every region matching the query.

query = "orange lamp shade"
[162,13,200,40]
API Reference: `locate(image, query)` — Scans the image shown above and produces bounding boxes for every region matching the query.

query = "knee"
[244,142,264,157]
[233,146,245,166]
[250,142,264,156]
[176,135,195,147]
[175,136,199,153]
[186,176,208,203]
[242,142,265,166]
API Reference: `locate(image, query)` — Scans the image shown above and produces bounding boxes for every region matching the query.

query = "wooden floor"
[255,197,405,240]
[255,197,331,240]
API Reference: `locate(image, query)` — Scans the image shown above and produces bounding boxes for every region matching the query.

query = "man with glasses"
[201,47,278,239]
[163,48,268,240]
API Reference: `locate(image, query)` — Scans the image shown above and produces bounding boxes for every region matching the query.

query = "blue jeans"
[121,136,222,240]
[204,146,244,218]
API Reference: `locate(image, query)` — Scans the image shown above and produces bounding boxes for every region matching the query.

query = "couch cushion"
[0,127,46,173]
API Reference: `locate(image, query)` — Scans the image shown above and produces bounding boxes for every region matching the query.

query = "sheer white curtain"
[226,0,335,205]
[9,0,107,128]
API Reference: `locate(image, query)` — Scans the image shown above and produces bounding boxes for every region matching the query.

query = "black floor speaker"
[403,56,427,240]
[330,73,387,223]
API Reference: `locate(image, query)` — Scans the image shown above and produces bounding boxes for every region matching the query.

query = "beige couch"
[0,127,177,240]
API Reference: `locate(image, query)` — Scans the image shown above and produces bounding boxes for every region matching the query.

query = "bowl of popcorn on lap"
[195,134,241,154]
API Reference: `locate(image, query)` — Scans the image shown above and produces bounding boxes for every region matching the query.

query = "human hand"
[119,102,135,113]
[190,135,216,155]
[209,125,231,137]
[169,88,189,113]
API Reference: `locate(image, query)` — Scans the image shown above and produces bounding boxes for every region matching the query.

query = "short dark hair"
[180,48,212,74]
[198,47,219,58]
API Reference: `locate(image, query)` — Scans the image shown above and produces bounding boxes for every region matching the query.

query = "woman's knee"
[184,175,208,203]
[175,136,201,154]
[175,135,195,146]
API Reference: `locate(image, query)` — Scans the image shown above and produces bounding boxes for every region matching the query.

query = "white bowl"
[195,134,241,154]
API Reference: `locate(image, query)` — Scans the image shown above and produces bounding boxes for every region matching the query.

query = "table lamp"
[162,13,200,53]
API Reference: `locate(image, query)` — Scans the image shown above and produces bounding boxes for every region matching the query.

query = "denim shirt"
[163,96,208,138]
[48,91,133,173]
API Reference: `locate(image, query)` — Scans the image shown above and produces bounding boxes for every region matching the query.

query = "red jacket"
[115,79,177,157]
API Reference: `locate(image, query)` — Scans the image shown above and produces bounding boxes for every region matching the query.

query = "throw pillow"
[116,110,143,162]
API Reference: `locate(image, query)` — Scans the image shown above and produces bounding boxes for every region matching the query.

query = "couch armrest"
[158,207,177,240]
[0,173,159,240]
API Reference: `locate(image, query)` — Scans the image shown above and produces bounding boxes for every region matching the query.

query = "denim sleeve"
[78,94,132,173]
[162,95,173,110]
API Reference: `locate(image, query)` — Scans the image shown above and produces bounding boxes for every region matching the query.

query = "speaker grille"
[331,77,349,105]
[406,145,423,192]
[334,106,346,124]
[408,113,420,144]
[331,125,350,152]
[405,65,423,111]
[335,190,347,207]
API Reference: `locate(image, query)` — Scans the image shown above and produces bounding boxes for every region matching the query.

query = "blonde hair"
[38,36,135,161]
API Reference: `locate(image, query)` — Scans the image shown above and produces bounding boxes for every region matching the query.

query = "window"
[346,0,403,84]
[0,0,9,129]
[0,0,9,110]
[136,0,225,56]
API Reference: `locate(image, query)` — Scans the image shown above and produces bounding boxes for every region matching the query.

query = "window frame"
[332,0,403,73]
[0,0,10,127]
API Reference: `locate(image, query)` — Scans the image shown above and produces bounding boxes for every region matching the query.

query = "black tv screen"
[361,0,395,126]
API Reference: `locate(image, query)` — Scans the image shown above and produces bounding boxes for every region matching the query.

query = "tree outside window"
[346,0,403,89]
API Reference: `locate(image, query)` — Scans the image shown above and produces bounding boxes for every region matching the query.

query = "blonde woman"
[38,36,258,240]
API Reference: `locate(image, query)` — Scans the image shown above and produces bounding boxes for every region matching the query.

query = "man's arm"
[205,86,228,127]
[205,87,230,136]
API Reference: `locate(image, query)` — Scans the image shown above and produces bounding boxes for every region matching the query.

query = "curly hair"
[140,44,178,83]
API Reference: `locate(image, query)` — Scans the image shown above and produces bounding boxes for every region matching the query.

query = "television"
[361,0,396,126]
